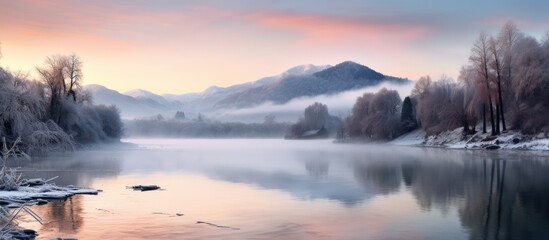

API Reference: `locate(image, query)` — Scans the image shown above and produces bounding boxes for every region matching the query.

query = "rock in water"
[131,185,161,191]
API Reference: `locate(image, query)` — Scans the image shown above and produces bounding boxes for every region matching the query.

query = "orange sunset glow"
[2,1,547,94]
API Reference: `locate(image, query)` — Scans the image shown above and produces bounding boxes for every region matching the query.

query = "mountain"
[215,61,408,108]
[84,61,409,120]
[124,89,182,109]
[161,64,331,114]
[164,64,330,102]
[84,84,173,119]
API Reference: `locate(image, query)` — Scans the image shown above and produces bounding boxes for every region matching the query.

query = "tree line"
[126,112,290,138]
[0,52,123,153]
[285,102,342,139]
[340,22,549,141]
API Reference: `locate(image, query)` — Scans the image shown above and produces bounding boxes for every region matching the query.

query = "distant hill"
[124,89,182,109]
[216,61,408,108]
[162,64,331,113]
[84,84,173,119]
[84,61,409,119]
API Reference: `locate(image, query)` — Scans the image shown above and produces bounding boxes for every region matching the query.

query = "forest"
[339,22,549,141]
[0,52,123,153]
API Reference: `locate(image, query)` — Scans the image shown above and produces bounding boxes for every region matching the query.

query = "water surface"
[15,139,549,239]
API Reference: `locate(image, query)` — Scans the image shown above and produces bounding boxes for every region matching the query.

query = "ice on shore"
[0,183,98,208]
[389,128,549,151]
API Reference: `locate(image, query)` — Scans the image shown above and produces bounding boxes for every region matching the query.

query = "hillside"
[85,61,409,119]
[215,61,408,108]
[85,84,173,119]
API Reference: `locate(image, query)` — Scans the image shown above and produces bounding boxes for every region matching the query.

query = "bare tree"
[36,54,84,123]
[411,76,432,99]
[36,55,66,122]
[497,22,522,131]
[489,36,505,132]
[498,22,523,127]
[343,88,402,140]
[470,32,496,135]
[458,66,480,134]
[498,22,521,87]
[303,102,329,130]
[63,54,83,101]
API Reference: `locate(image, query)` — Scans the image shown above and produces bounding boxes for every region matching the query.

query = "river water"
[14,139,549,239]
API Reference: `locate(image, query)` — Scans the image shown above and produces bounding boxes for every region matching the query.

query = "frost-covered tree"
[286,102,341,139]
[497,22,523,130]
[489,36,506,132]
[458,66,480,134]
[303,102,330,131]
[33,54,123,143]
[411,76,432,128]
[36,55,66,123]
[36,54,85,122]
[0,67,74,152]
[413,76,475,136]
[63,54,83,101]
[509,36,549,133]
[470,32,497,135]
[411,22,547,136]
[343,88,402,140]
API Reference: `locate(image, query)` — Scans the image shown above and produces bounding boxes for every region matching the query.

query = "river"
[15,139,549,239]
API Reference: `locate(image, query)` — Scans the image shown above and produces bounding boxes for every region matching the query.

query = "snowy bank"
[0,182,98,208]
[0,179,98,239]
[390,128,549,151]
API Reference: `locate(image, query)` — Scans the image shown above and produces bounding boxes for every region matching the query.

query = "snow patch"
[389,128,549,151]
[0,184,98,208]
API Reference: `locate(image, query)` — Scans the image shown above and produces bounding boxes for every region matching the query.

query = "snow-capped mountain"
[215,61,408,108]
[163,64,331,103]
[85,61,409,119]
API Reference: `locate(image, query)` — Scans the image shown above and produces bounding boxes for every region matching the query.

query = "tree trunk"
[495,103,500,134]
[68,90,76,102]
[497,82,506,131]
[494,52,506,132]
[462,115,470,135]
[488,95,496,136]
[482,104,487,133]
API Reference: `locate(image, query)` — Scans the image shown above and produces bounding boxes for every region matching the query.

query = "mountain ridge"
[84,61,410,119]
[215,61,408,108]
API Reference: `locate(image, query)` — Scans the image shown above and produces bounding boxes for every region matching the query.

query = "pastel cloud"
[1,1,548,94]
[244,11,431,46]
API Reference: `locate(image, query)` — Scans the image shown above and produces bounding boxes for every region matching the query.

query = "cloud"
[241,10,431,46]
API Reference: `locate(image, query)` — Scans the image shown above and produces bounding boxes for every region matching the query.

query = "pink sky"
[1,1,547,94]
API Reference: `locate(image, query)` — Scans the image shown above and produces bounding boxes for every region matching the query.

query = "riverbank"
[390,128,549,151]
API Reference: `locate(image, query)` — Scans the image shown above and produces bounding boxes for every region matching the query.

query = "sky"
[1,0,548,95]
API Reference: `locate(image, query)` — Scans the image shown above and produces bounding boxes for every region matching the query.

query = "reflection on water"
[14,139,549,239]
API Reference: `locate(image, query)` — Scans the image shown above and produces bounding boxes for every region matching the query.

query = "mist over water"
[15,139,549,239]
